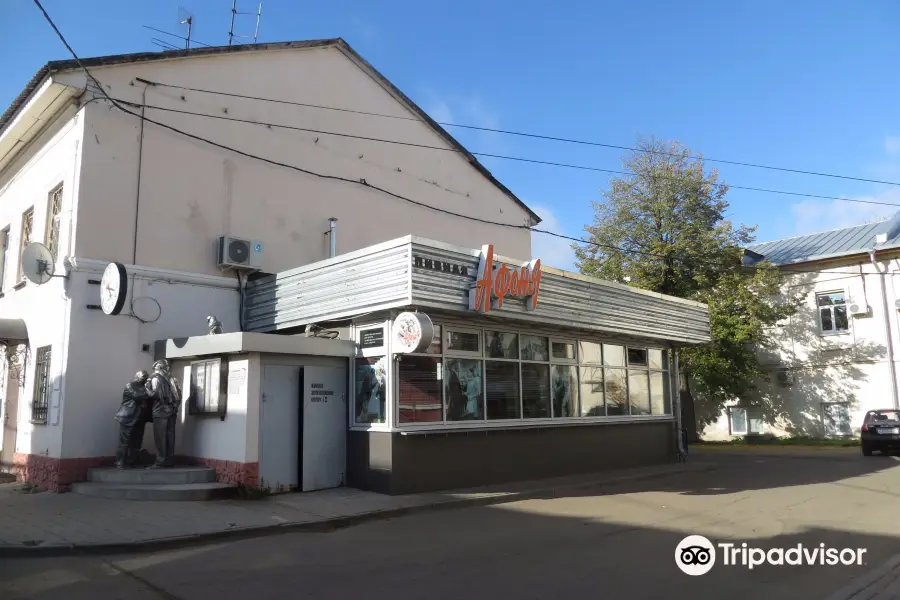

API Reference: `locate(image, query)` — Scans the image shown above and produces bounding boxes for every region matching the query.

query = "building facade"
[0,39,710,493]
[0,39,536,490]
[701,213,900,441]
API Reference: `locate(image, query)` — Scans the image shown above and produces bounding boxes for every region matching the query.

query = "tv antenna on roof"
[177,5,195,49]
[228,0,262,45]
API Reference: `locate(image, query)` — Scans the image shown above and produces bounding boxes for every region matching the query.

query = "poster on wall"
[551,365,577,417]
[444,358,483,420]
[355,356,387,424]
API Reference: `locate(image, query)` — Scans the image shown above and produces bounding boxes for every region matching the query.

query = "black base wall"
[348,421,676,495]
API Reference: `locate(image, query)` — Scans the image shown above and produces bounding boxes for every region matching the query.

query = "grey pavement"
[5,452,900,599]
[0,461,713,555]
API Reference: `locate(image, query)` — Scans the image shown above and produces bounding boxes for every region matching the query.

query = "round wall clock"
[100,262,128,315]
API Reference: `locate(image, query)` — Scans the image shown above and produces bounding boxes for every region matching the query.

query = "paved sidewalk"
[824,553,900,600]
[0,461,713,557]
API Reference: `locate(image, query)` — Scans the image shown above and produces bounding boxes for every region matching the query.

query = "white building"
[0,39,710,495]
[0,39,540,491]
[701,213,900,440]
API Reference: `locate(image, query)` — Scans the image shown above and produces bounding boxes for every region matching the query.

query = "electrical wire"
[140,78,900,189]
[141,25,213,48]
[119,98,900,210]
[30,1,882,280]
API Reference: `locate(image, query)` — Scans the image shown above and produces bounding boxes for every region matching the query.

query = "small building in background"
[702,213,900,441]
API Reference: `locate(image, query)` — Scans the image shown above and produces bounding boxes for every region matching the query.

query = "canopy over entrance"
[0,318,28,344]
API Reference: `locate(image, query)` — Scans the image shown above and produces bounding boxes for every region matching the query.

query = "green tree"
[574,137,798,440]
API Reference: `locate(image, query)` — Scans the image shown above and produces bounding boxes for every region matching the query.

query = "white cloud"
[529,204,577,270]
[885,136,900,156]
[422,90,508,154]
[790,190,900,237]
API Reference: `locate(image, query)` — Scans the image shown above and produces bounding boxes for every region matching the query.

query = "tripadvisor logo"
[675,535,867,576]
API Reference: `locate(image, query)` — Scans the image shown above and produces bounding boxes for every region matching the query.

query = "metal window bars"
[30,346,51,424]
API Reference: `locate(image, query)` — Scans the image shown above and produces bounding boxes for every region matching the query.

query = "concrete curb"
[690,448,865,461]
[0,462,716,558]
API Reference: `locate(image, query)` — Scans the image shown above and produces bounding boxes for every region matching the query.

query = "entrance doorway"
[259,364,347,493]
[1,368,19,469]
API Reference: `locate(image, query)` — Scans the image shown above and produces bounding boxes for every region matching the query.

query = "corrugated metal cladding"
[244,237,710,345]
[409,243,710,345]
[242,242,412,332]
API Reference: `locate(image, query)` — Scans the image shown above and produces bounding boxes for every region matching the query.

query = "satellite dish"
[21,243,55,285]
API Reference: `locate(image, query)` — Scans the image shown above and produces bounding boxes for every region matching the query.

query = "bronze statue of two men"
[114,359,182,469]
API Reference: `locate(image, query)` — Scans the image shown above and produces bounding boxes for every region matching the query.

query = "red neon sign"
[469,244,542,313]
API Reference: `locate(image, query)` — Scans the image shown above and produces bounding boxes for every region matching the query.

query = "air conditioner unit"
[848,303,870,316]
[775,368,794,387]
[217,236,263,270]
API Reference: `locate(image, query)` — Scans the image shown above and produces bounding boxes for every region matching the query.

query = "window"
[398,355,442,423]
[650,371,669,415]
[823,403,851,436]
[446,329,481,355]
[817,292,849,334]
[628,371,650,415]
[730,406,764,435]
[31,346,51,424]
[551,364,578,417]
[522,363,550,418]
[388,320,673,428]
[580,366,605,416]
[485,360,520,419]
[0,227,8,292]
[17,207,33,283]
[355,356,387,424]
[445,358,483,420]
[45,185,63,262]
[605,368,628,415]
[486,330,518,359]
[520,335,549,361]
[551,341,576,362]
[189,358,227,415]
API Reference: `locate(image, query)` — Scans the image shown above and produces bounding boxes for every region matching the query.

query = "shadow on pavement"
[3,454,900,599]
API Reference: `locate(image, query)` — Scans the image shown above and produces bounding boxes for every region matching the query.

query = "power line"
[122,97,900,210]
[30,1,874,281]
[140,78,900,189]
[141,25,213,48]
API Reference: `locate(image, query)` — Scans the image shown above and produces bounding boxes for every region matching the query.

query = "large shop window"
[445,358,483,420]
[398,355,442,423]
[395,325,672,427]
[355,356,387,424]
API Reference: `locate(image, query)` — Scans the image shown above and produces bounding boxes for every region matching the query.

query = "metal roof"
[747,210,900,265]
[0,38,540,225]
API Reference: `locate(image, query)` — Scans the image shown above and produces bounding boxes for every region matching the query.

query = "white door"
[1,370,19,468]
[260,365,300,492]
[302,365,347,492]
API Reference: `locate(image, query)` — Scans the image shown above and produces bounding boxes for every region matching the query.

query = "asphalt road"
[3,452,900,600]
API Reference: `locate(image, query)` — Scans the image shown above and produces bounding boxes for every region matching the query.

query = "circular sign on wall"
[392,312,435,354]
[100,262,128,315]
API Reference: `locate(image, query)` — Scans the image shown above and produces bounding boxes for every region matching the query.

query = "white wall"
[60,44,533,277]
[0,106,84,460]
[700,256,900,439]
[174,357,251,463]
[59,261,240,458]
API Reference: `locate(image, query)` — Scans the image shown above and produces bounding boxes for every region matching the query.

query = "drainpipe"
[870,248,899,409]
[328,218,338,258]
[673,347,685,456]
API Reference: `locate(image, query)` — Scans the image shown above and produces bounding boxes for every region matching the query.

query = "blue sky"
[3,0,900,269]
